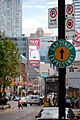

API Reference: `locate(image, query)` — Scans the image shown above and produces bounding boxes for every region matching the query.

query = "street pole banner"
[29,38,40,67]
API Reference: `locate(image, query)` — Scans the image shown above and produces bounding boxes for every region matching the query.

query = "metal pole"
[58,0,66,119]
[14,79,15,95]
[45,77,47,102]
[79,88,80,109]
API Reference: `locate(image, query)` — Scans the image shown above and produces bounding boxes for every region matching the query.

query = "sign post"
[58,0,66,119]
[48,2,76,119]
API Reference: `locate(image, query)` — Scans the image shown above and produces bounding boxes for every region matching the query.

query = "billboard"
[29,38,40,66]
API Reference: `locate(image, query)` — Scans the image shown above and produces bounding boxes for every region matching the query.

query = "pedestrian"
[48,98,51,106]
[40,98,43,105]
[52,96,55,104]
[71,96,75,108]
[18,98,23,109]
[75,97,79,109]
[66,97,70,108]
[68,108,75,120]
[54,97,57,107]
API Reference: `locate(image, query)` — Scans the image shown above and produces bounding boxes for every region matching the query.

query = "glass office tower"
[0,0,22,37]
[73,0,80,61]
[73,0,80,30]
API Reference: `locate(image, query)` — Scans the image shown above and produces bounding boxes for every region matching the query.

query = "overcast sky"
[22,0,72,36]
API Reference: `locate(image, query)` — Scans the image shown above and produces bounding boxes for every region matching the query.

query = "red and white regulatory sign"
[65,4,74,18]
[48,7,58,28]
[50,8,57,18]
[66,19,74,29]
[66,5,73,15]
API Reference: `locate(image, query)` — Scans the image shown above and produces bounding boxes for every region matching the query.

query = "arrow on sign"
[60,49,64,59]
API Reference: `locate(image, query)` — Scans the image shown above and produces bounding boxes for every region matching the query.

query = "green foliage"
[0,37,20,86]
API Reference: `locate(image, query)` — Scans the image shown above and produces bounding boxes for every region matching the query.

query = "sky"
[22,0,72,36]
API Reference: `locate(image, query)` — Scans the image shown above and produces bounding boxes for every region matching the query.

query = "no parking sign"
[66,19,74,30]
[48,7,58,28]
[50,8,57,18]
[65,4,74,18]
[65,18,75,39]
[65,4,75,40]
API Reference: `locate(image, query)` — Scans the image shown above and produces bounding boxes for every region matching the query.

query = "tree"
[0,37,20,97]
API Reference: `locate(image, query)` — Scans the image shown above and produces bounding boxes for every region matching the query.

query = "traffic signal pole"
[58,0,66,119]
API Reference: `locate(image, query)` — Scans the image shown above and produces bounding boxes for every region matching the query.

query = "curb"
[0,104,11,110]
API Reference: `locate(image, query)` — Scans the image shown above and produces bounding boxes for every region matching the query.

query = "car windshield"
[41,109,58,118]
[31,96,38,99]
[40,108,69,119]
[35,97,38,99]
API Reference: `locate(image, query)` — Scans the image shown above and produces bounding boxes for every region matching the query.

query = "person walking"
[71,96,75,108]
[68,108,75,120]
[18,98,23,109]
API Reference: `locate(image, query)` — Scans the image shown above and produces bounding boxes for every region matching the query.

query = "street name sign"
[48,40,76,68]
[48,7,58,28]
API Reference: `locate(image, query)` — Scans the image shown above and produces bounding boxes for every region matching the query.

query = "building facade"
[0,0,22,37]
[1,36,28,58]
[73,0,80,30]
[72,0,80,61]
[10,37,28,58]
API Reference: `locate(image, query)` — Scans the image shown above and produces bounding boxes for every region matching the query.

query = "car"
[35,107,71,120]
[28,95,40,106]
[25,96,30,103]
[21,97,27,107]
[14,96,20,101]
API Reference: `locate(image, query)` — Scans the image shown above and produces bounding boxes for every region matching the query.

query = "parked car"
[28,95,40,106]
[25,96,30,103]
[35,107,70,120]
[14,96,20,101]
[21,97,27,107]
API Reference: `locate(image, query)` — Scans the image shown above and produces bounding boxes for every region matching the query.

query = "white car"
[28,95,40,106]
[35,107,70,120]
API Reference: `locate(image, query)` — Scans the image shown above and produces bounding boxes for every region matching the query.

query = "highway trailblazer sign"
[48,40,76,68]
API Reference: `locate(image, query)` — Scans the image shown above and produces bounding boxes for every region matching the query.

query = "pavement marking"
[15,114,26,120]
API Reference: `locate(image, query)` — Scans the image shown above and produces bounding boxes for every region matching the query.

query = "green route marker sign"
[48,40,76,68]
